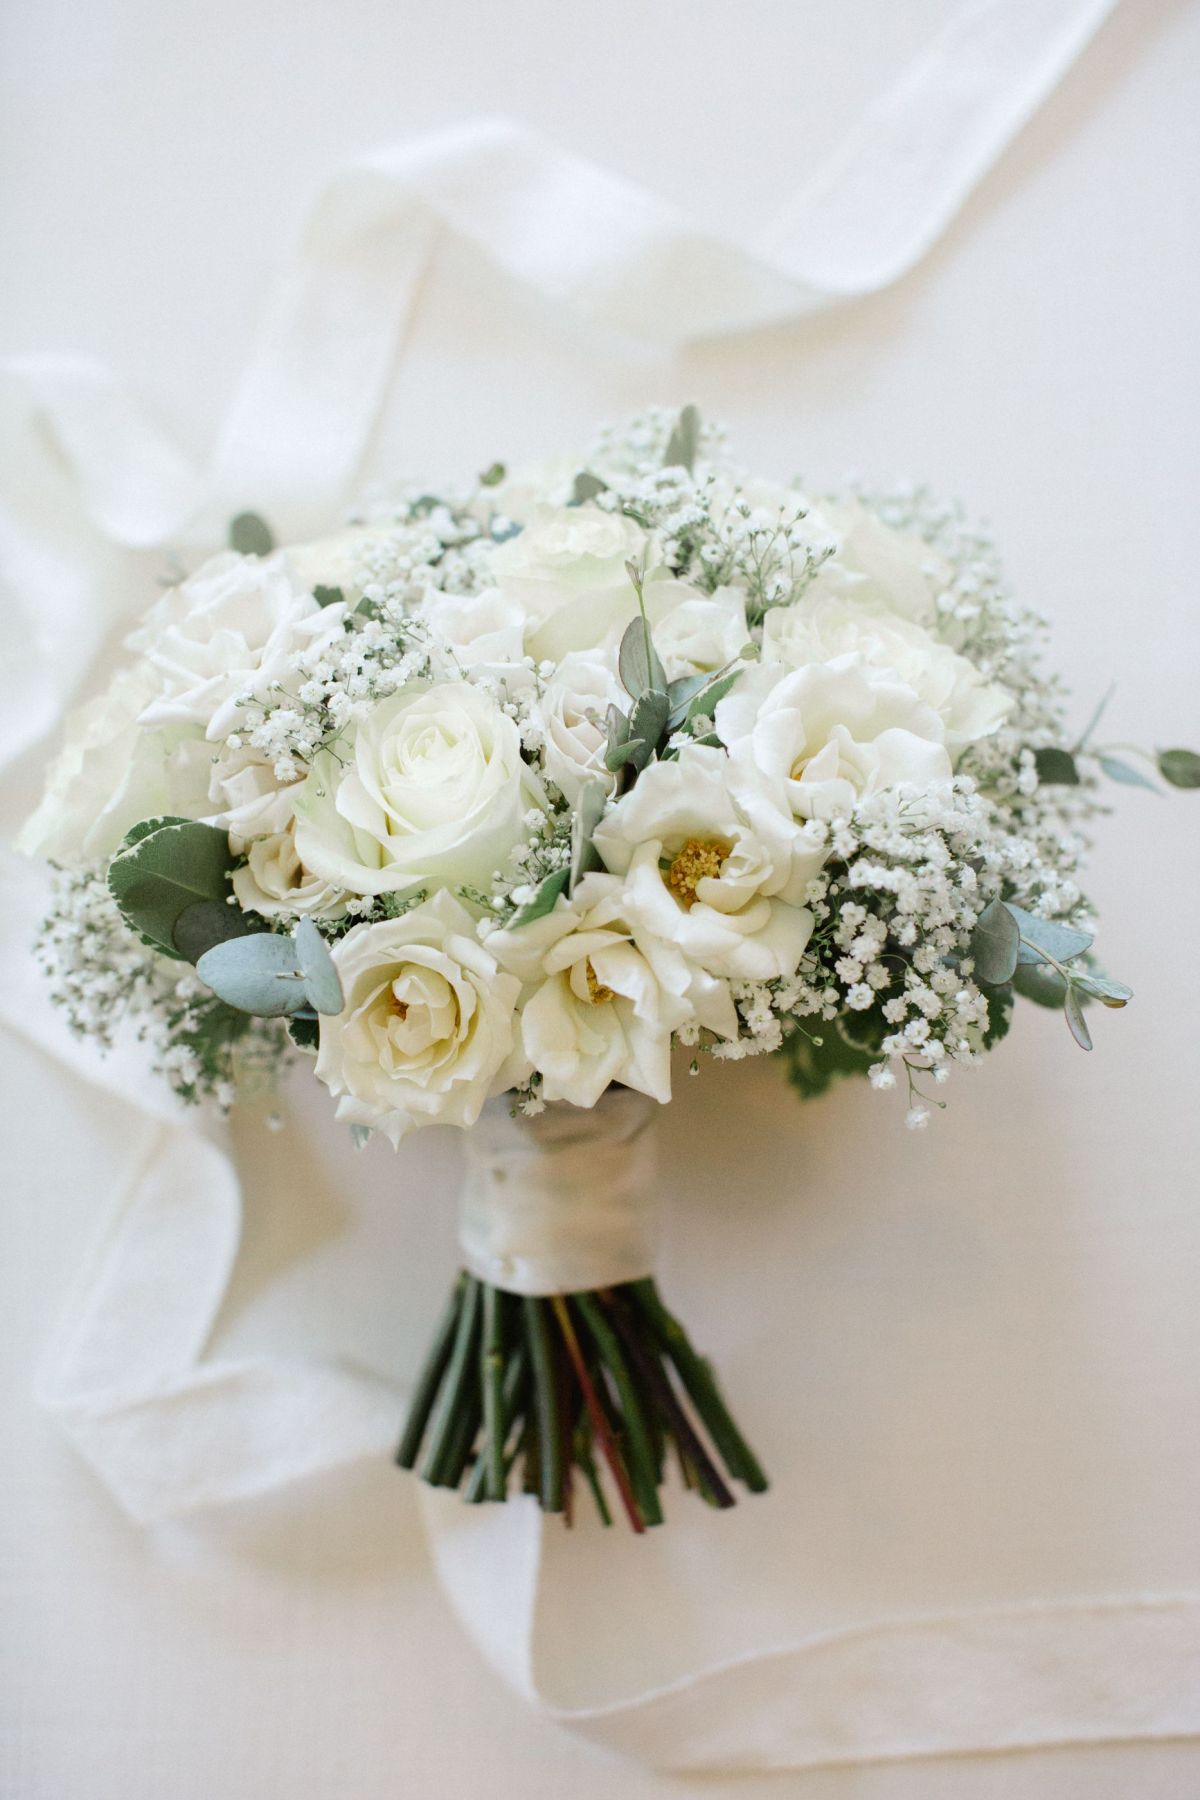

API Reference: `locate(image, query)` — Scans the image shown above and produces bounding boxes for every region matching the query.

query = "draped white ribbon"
[8,0,1197,1772]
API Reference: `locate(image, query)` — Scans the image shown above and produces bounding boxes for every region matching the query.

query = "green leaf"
[971,898,1020,985]
[312,584,345,609]
[689,666,741,729]
[196,932,307,1016]
[618,614,667,699]
[228,511,274,556]
[1064,984,1093,1051]
[287,1012,320,1053]
[569,780,608,892]
[570,471,607,505]
[294,917,344,1014]
[1005,903,1093,966]
[1012,962,1068,1009]
[119,814,191,850]
[1098,754,1160,793]
[1034,747,1079,786]
[108,821,237,962]
[479,461,506,488]
[663,404,700,474]
[778,1022,874,1102]
[171,899,253,963]
[981,982,1014,1049]
[1073,973,1133,1008]
[626,690,670,766]
[512,865,570,926]
[604,736,648,772]
[1158,748,1200,789]
[1073,681,1116,752]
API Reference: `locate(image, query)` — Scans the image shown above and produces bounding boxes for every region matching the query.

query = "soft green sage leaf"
[1006,903,1093,966]
[1098,754,1160,793]
[569,780,608,892]
[663,404,701,474]
[196,932,306,1016]
[1064,984,1093,1051]
[1013,961,1068,1008]
[570,471,607,505]
[618,614,667,699]
[312,584,345,609]
[294,916,344,1015]
[971,898,1020,986]
[1073,973,1133,1008]
[1158,747,1200,789]
[1033,747,1079,786]
[628,689,670,758]
[479,461,506,488]
[605,736,647,772]
[108,820,237,962]
[512,865,570,926]
[228,511,274,556]
[688,666,741,728]
[171,899,253,963]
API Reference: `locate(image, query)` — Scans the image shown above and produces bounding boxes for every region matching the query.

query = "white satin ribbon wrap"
[7,0,1198,1772]
[458,1091,659,1296]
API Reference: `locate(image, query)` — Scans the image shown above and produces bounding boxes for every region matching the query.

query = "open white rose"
[16,663,213,864]
[293,679,542,896]
[717,656,953,821]
[130,551,345,741]
[419,586,529,676]
[650,583,749,681]
[535,650,623,804]
[231,803,347,921]
[805,499,951,625]
[762,592,1010,752]
[593,745,817,983]
[487,503,654,662]
[487,872,697,1108]
[315,892,520,1144]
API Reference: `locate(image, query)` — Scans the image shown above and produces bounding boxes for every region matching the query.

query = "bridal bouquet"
[21,407,1197,1531]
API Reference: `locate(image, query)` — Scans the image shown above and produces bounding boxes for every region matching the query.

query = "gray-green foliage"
[108,819,245,962]
[970,897,1130,1054]
[196,917,344,1019]
[228,511,274,556]
[663,404,701,474]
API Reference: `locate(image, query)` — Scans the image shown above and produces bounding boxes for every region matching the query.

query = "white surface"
[3,0,1200,1795]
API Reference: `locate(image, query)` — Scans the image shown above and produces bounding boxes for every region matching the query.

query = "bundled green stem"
[396,1276,767,1528]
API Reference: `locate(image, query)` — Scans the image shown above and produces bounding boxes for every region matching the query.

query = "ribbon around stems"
[10,0,1196,1775]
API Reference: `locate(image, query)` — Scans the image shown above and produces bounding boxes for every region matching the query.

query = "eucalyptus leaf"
[1012,962,1068,1009]
[1033,747,1079,786]
[196,932,306,1016]
[1005,903,1093,966]
[618,614,667,699]
[1158,747,1200,789]
[171,899,253,963]
[294,916,345,1015]
[108,820,237,962]
[686,665,740,726]
[604,736,648,772]
[628,689,670,759]
[512,866,570,926]
[663,404,701,474]
[570,471,607,505]
[228,511,274,556]
[479,461,506,488]
[569,780,607,891]
[351,1125,373,1150]
[312,584,345,609]
[1098,754,1160,793]
[1064,984,1093,1051]
[1073,973,1133,1008]
[971,899,1020,986]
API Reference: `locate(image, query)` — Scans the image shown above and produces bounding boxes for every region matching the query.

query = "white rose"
[487,503,653,661]
[593,745,817,984]
[130,551,345,740]
[315,893,520,1145]
[470,454,581,529]
[16,663,213,864]
[535,650,623,804]
[293,679,542,896]
[716,656,953,821]
[231,804,347,921]
[806,499,951,625]
[488,872,696,1108]
[419,586,529,676]
[284,525,401,605]
[649,583,749,681]
[762,592,1010,752]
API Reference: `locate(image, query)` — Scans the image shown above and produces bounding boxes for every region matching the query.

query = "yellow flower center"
[585,961,614,1004]
[666,838,728,907]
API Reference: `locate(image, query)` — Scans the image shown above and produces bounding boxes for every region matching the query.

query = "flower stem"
[395,1275,464,1469]
[550,1294,643,1533]
[522,1297,564,1513]
[464,1338,529,1504]
[627,1278,768,1492]
[481,1284,507,1501]
[574,1292,664,1527]
[419,1275,482,1486]
[603,1289,735,1509]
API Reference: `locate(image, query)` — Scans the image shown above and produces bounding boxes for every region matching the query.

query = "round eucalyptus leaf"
[228,511,274,556]
[172,900,253,963]
[971,899,1020,986]
[1158,748,1200,789]
[196,933,305,1016]
[294,917,345,1015]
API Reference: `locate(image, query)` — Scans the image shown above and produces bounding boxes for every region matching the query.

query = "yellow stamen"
[666,838,727,907]
[585,961,614,1004]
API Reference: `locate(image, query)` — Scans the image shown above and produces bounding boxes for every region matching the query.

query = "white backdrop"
[3,1,1200,1796]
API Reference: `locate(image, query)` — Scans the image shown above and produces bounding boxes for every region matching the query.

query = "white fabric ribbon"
[458,1091,659,1296]
[8,0,1196,1773]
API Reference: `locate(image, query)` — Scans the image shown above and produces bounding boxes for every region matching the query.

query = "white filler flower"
[294,679,542,895]
[315,891,521,1144]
